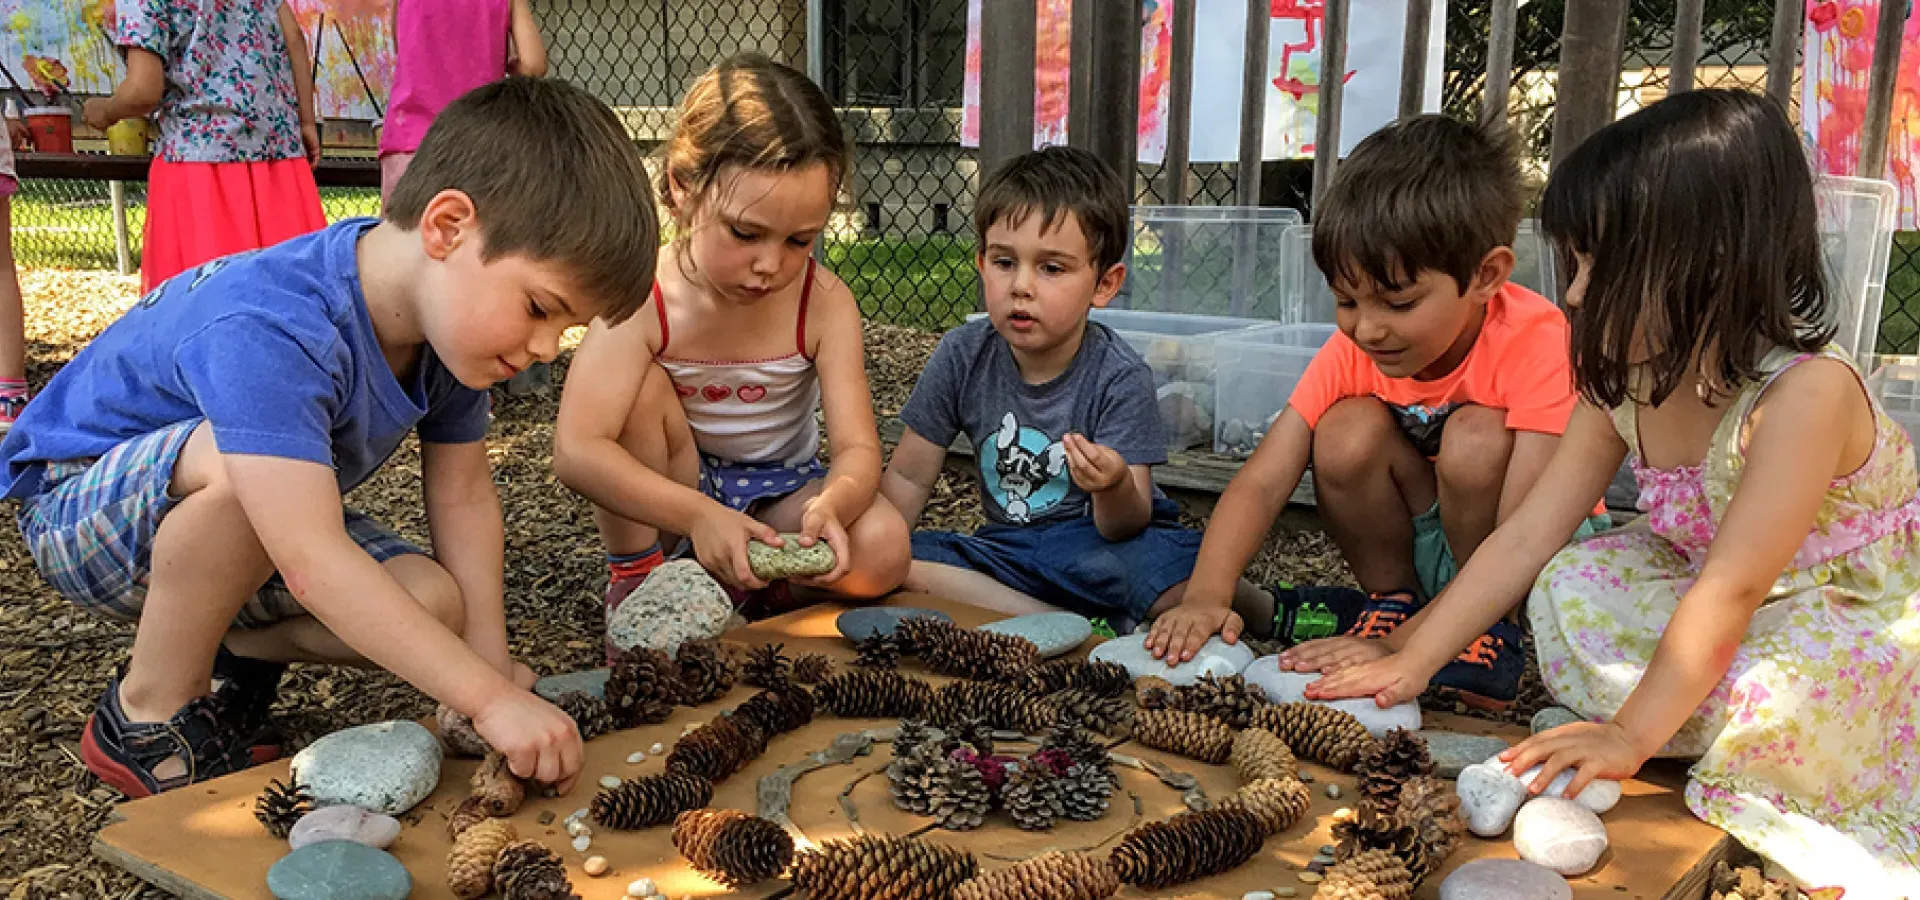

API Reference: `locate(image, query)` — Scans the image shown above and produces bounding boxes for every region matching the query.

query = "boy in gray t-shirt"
[883,147,1263,631]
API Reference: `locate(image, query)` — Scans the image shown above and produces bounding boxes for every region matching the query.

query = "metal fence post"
[1399,0,1432,119]
[110,181,132,275]
[1310,0,1350,210]
[979,0,1037,184]
[1859,0,1910,178]
[1670,0,1706,94]
[1765,0,1801,107]
[1550,0,1630,169]
[1483,0,1519,122]
[1237,0,1271,208]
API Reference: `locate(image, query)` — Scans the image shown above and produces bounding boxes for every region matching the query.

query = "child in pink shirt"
[378,0,547,201]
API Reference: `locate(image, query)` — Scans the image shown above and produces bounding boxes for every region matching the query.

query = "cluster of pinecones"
[604,639,742,729]
[893,616,1040,682]
[672,808,795,886]
[925,680,1059,734]
[445,819,574,900]
[441,750,533,841]
[1330,774,1465,887]
[741,642,834,689]
[887,718,1115,832]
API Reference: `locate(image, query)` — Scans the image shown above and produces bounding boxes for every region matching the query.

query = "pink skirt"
[141,158,327,294]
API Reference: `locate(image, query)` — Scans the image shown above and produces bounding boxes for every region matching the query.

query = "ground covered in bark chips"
[0,270,1782,897]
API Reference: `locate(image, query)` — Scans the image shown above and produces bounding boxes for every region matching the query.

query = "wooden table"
[92,594,1730,899]
[15,152,380,188]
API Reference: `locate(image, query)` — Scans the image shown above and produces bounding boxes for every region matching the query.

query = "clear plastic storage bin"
[1212,324,1338,456]
[1815,175,1897,369]
[1282,220,1562,322]
[1869,355,1920,447]
[1119,206,1306,320]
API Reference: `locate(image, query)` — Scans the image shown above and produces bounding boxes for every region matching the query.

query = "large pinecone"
[1024,659,1131,699]
[1057,762,1117,821]
[552,690,614,741]
[1170,673,1268,727]
[675,639,740,705]
[1250,702,1376,772]
[1356,728,1434,815]
[734,687,815,736]
[1134,675,1175,710]
[1002,763,1066,830]
[790,835,978,900]
[471,751,528,816]
[591,771,714,830]
[814,670,932,718]
[605,646,681,728]
[1221,776,1312,836]
[852,633,902,669]
[925,681,1057,733]
[1131,709,1232,764]
[1046,689,1133,738]
[743,643,793,689]
[887,742,941,815]
[1332,802,1423,881]
[952,851,1121,900]
[1231,727,1299,784]
[923,752,993,830]
[446,818,517,899]
[1392,775,1465,884]
[792,652,834,684]
[668,713,769,783]
[921,628,1041,682]
[672,808,795,886]
[1317,848,1415,900]
[492,840,573,900]
[254,778,312,839]
[893,616,961,656]
[1107,807,1266,889]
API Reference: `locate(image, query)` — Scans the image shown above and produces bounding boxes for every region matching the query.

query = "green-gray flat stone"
[267,841,411,900]
[748,535,836,579]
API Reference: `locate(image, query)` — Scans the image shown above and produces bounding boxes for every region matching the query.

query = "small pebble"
[571,807,590,822]
[1318,845,1335,856]
[1307,861,1327,874]
[599,775,623,789]
[537,811,555,825]
[572,834,592,852]
[1298,771,1315,783]
[681,724,698,736]
[583,856,609,877]
[650,743,666,755]
[627,751,646,764]
[1276,889,1298,898]
[1298,872,1323,884]
[567,820,591,838]
[1325,784,1342,799]
[628,878,657,897]
[1243,892,1275,900]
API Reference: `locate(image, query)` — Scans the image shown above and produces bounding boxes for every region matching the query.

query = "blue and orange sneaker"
[1431,619,1526,712]
[82,676,255,798]
[1342,589,1424,641]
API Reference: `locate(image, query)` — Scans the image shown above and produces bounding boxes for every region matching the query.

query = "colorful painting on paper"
[1801,0,1920,228]
[1,0,393,120]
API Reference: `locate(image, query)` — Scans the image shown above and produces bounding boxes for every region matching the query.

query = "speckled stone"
[835,606,953,641]
[607,560,732,655]
[1088,633,1255,686]
[1457,761,1528,837]
[267,841,411,900]
[747,535,836,580]
[980,612,1093,658]
[290,721,441,815]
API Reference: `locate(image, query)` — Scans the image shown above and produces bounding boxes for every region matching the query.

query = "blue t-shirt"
[0,218,491,500]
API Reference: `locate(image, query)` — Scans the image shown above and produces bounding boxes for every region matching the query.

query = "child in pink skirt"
[84,0,327,295]
[0,112,27,432]
[378,0,548,202]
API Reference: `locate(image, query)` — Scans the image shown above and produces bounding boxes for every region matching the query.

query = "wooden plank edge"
[92,833,235,900]
[1663,833,1735,900]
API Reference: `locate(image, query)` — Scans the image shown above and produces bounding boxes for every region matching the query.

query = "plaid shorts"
[15,419,425,628]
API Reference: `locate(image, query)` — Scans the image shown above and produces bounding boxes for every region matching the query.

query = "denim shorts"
[15,419,425,628]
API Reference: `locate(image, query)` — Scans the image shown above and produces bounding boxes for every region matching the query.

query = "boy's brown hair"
[659,53,850,224]
[385,76,657,325]
[1312,114,1524,294]
[975,146,1129,272]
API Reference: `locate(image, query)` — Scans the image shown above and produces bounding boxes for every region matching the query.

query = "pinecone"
[851,633,901,669]
[892,718,938,759]
[1317,848,1414,900]
[446,818,517,899]
[675,639,740,705]
[1356,728,1434,815]
[1331,802,1423,881]
[668,713,770,783]
[1057,762,1116,821]
[893,616,961,655]
[814,670,932,718]
[1250,702,1376,772]
[790,835,978,900]
[921,628,1040,682]
[948,713,997,755]
[952,851,1121,900]
[1130,709,1232,764]
[791,652,834,684]
[925,681,1057,733]
[923,752,993,830]
[734,687,815,736]
[492,839,573,900]
[446,795,491,840]
[437,703,493,757]
[1392,775,1465,884]
[1046,689,1133,738]
[1170,674,1268,727]
[1107,807,1266,888]
[743,643,794,689]
[887,742,941,815]
[1231,727,1299,784]
[672,808,795,886]
[1134,675,1175,710]
[1002,763,1066,830]
[471,751,528,816]
[1220,776,1312,836]
[552,690,614,741]
[1039,720,1110,776]
[1024,659,1131,699]
[254,778,312,839]
[591,770,715,830]
[605,645,681,728]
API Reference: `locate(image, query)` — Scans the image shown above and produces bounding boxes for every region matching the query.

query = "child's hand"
[793,498,852,586]
[1499,721,1645,802]
[6,118,26,151]
[507,660,538,690]
[691,506,780,589]
[1146,604,1243,662]
[471,691,584,793]
[82,98,115,132]
[1299,652,1429,708]
[300,122,322,166]
[1279,635,1390,673]
[1063,434,1128,494]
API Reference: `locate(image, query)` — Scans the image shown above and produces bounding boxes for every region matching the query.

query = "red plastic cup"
[25,106,74,154]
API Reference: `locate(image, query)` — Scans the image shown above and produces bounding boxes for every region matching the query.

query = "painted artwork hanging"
[1800,0,1920,228]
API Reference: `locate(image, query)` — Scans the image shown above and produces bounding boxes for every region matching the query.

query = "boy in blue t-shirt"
[0,78,656,796]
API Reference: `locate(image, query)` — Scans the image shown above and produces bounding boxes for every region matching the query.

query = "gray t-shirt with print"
[899,319,1167,526]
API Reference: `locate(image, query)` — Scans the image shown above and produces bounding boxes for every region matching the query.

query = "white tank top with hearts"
[652,261,822,466]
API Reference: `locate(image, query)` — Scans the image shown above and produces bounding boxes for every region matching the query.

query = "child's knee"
[843,498,912,596]
[389,556,465,633]
[1435,404,1513,494]
[1312,397,1396,484]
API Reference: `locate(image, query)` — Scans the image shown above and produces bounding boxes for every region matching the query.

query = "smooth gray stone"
[1514,796,1609,875]
[835,606,951,641]
[1087,633,1254,686]
[1421,731,1513,778]
[290,721,441,816]
[534,668,610,702]
[1515,764,1622,814]
[980,612,1092,657]
[267,841,411,900]
[1531,706,1585,734]
[1439,858,1572,900]
[1241,657,1421,737]
[1457,761,1528,837]
[287,805,401,851]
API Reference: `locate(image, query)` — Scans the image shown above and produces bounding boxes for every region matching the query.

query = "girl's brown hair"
[660,53,850,224]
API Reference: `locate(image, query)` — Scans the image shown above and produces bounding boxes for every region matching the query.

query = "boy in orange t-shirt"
[1146,115,1610,710]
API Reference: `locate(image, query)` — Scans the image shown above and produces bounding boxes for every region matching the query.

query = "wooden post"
[1070,0,1142,189]
[110,180,132,275]
[1765,0,1801,106]
[1161,0,1197,204]
[1670,0,1706,94]
[1483,0,1519,121]
[1858,0,1910,178]
[1311,0,1350,209]
[1237,0,1272,207]
[1550,0,1630,168]
[979,0,1037,183]
[1399,0,1432,118]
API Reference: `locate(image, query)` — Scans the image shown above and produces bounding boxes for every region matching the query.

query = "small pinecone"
[734,687,815,736]
[926,681,1057,734]
[605,645,681,728]
[668,714,769,783]
[675,639,740,705]
[1331,802,1423,880]
[672,808,795,886]
[1002,763,1066,830]
[1130,709,1232,764]
[1251,702,1376,772]
[851,633,901,669]
[887,743,940,815]
[814,670,932,718]
[446,795,490,840]
[790,834,978,900]
[1220,776,1312,836]
[923,752,993,830]
[471,751,528,816]
[949,713,997,755]
[1393,775,1465,884]
[1039,720,1110,775]
[1057,761,1116,821]
[253,778,312,839]
[1024,659,1131,699]
[446,817,517,899]
[552,690,614,741]
[590,770,715,829]
[1356,728,1434,815]
[1231,727,1299,784]
[1317,848,1415,900]
[1134,675,1175,710]
[1107,807,1266,888]
[743,643,794,689]
[492,839,573,900]
[921,628,1040,682]
[893,718,937,758]
[893,616,960,655]
[1047,689,1133,738]
[791,652,834,684]
[952,851,1120,900]
[1170,673,1268,727]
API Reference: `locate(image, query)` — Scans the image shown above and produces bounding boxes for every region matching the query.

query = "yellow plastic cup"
[106,117,149,156]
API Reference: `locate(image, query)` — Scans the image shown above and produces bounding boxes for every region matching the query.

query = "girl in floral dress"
[1289,89,1920,894]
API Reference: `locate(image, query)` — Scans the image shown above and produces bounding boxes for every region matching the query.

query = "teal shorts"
[1412,503,1612,600]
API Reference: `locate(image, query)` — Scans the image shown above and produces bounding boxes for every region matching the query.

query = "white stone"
[1457,761,1528,837]
[572,834,592,852]
[1087,633,1255,686]
[567,820,590,838]
[584,856,610,877]
[1516,765,1622,814]
[649,743,665,755]
[606,559,732,655]
[599,775,622,789]
[626,751,646,764]
[286,804,402,850]
[1439,858,1573,900]
[569,808,589,823]
[627,878,657,897]
[1243,892,1277,900]
[290,721,443,816]
[1241,657,1422,737]
[1514,797,1609,875]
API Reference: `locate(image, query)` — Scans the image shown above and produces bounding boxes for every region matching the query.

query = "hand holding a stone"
[1299,650,1428,708]
[1278,634,1391,673]
[1499,721,1644,804]
[693,505,782,589]
[792,496,853,586]
[1063,434,1128,494]
[472,690,584,794]
[1145,603,1243,662]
